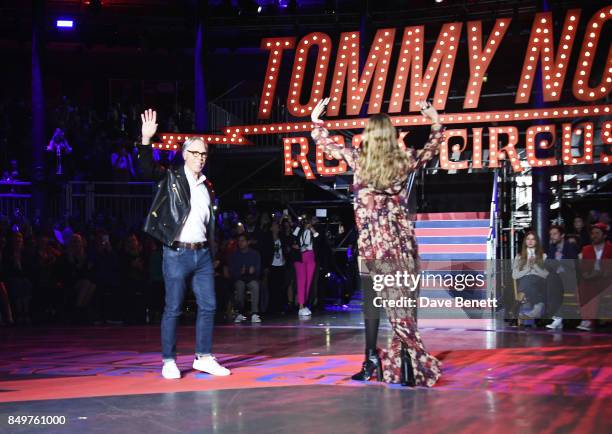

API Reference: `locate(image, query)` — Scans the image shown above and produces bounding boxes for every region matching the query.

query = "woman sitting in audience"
[512,231,549,319]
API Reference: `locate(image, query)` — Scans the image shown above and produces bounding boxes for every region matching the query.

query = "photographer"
[292,214,319,317]
[46,128,72,176]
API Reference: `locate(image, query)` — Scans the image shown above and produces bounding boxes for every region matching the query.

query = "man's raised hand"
[141,109,158,145]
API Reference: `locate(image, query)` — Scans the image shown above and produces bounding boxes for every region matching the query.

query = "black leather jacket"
[138,144,216,252]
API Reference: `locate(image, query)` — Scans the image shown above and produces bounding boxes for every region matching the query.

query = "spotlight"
[435,0,444,3]
[56,19,74,28]
[257,6,262,13]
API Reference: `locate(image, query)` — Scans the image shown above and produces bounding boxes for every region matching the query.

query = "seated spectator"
[4,232,34,324]
[0,281,13,325]
[121,233,146,323]
[143,236,164,324]
[63,233,95,323]
[577,222,612,331]
[35,235,63,321]
[512,231,548,319]
[0,233,14,325]
[572,216,591,248]
[228,234,261,323]
[213,240,233,322]
[92,231,120,323]
[600,212,612,242]
[545,225,578,330]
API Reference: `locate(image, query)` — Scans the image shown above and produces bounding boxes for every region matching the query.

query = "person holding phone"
[292,214,319,317]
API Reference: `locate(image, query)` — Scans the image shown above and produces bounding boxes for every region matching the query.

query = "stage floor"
[0,313,610,433]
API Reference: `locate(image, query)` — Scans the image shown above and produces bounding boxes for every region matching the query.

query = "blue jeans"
[161,246,216,361]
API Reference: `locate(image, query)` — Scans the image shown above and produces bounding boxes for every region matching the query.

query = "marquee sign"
[153,6,612,178]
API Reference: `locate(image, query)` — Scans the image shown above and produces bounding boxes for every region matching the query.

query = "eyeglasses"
[187,150,208,159]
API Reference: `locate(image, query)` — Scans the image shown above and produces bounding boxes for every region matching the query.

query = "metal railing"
[208,97,291,148]
[0,181,33,218]
[65,181,155,226]
[0,181,155,226]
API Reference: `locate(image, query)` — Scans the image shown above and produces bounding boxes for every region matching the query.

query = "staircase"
[415,212,493,319]
[335,211,495,320]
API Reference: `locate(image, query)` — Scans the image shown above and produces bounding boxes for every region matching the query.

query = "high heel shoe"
[400,343,416,387]
[351,349,383,381]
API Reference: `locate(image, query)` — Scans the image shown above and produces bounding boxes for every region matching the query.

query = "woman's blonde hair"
[359,113,410,190]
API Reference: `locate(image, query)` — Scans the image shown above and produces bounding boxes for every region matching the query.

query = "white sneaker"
[523,302,544,319]
[577,320,593,331]
[251,313,262,323]
[193,355,231,376]
[234,314,246,323]
[298,307,311,317]
[161,360,181,379]
[546,316,563,330]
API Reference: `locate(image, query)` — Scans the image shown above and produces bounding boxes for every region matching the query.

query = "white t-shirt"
[293,227,317,252]
[272,238,285,267]
[594,244,604,271]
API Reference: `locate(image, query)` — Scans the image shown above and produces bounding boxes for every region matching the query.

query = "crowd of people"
[1,97,609,333]
[512,211,611,331]
[0,202,608,330]
[0,206,347,327]
[0,96,193,182]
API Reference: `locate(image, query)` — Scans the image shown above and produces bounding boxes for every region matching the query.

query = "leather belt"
[171,241,209,250]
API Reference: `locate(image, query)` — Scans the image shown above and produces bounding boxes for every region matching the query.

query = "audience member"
[545,225,578,330]
[512,231,548,319]
[228,234,261,323]
[577,222,612,331]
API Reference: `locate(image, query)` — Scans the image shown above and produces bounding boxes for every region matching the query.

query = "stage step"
[331,211,494,319]
[417,212,491,318]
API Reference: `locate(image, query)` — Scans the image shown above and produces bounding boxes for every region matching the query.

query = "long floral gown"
[312,120,445,386]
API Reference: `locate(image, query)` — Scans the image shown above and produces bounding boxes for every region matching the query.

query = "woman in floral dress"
[311,97,444,387]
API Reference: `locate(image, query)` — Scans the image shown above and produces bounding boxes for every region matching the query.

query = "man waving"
[139,109,230,379]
